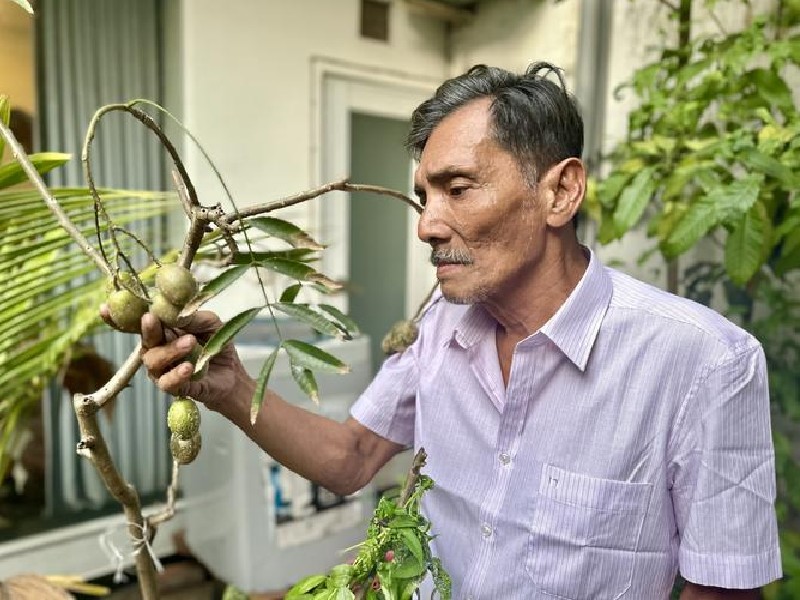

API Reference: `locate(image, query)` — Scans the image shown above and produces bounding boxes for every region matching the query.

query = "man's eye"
[449,187,467,197]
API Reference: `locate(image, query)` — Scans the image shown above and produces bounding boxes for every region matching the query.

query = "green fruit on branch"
[106,289,148,333]
[167,396,201,439]
[170,431,202,465]
[155,263,198,306]
[105,271,136,295]
[151,293,182,327]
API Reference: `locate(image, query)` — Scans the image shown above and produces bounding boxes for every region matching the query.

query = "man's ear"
[543,157,586,228]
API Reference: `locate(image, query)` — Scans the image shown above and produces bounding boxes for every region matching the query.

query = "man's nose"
[417,199,451,245]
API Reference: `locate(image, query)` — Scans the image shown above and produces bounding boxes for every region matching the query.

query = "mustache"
[430,248,473,266]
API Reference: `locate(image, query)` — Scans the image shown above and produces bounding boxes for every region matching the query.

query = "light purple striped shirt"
[351,250,781,599]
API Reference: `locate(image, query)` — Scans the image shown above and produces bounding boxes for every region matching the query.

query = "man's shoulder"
[605,267,759,355]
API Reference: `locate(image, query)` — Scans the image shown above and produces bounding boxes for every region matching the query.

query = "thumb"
[178,310,224,337]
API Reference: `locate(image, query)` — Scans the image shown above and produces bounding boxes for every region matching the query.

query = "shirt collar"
[450,248,612,371]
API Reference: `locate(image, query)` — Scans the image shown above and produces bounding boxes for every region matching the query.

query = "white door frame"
[310,58,438,316]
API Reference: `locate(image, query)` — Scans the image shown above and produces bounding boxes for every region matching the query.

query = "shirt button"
[499,452,511,465]
[480,523,493,538]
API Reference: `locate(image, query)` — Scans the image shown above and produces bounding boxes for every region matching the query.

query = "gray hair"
[407,62,583,186]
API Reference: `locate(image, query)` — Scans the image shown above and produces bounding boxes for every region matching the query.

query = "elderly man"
[129,63,781,599]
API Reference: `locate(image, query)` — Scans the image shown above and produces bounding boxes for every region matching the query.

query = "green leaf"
[725,203,770,286]
[286,574,328,597]
[291,365,319,404]
[318,304,360,336]
[387,515,419,528]
[8,0,33,14]
[596,171,633,207]
[612,166,658,235]
[0,95,9,158]
[251,347,279,425]
[249,217,325,250]
[196,307,261,371]
[183,264,250,314]
[663,198,718,257]
[197,249,319,265]
[665,177,761,256]
[332,589,355,600]
[283,339,350,374]
[740,148,800,189]
[0,152,71,189]
[258,257,316,280]
[782,225,800,258]
[747,68,794,112]
[280,283,302,303]
[393,556,426,579]
[273,303,349,339]
[398,529,424,564]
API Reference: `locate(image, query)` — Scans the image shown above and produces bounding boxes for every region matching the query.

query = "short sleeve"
[670,341,782,588]
[349,344,418,447]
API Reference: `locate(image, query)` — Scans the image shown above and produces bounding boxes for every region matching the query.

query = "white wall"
[0,3,35,114]
[172,0,446,224]
[449,0,581,83]
[168,0,448,317]
[0,2,35,163]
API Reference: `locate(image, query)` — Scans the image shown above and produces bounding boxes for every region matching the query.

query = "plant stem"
[667,0,692,296]
[74,397,158,599]
[399,448,428,506]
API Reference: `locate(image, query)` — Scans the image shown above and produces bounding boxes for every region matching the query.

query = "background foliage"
[584,0,800,597]
[0,95,176,479]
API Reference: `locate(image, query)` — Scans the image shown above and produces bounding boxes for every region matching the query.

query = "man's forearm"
[219,372,368,495]
[680,581,760,599]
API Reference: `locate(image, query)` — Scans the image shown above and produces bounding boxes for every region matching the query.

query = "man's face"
[414,98,548,305]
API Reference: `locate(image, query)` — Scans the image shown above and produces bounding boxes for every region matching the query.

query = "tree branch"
[219,179,423,227]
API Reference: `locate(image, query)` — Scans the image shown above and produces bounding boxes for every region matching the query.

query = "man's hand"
[100,305,251,412]
[680,581,760,599]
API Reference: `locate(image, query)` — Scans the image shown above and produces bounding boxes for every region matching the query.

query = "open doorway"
[317,66,437,376]
[348,112,411,375]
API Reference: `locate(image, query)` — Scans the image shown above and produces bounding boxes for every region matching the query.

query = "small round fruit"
[167,396,201,439]
[155,264,197,306]
[105,271,136,295]
[380,320,419,356]
[151,293,182,327]
[170,431,202,465]
[106,289,148,333]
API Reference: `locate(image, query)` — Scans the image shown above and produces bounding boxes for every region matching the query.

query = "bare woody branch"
[219,179,423,227]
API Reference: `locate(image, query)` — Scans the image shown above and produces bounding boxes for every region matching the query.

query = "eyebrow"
[415,165,478,191]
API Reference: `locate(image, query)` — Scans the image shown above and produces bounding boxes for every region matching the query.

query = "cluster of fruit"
[167,396,202,465]
[105,263,198,332]
[106,262,204,465]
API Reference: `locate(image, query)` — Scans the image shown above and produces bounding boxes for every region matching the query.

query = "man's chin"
[440,285,483,305]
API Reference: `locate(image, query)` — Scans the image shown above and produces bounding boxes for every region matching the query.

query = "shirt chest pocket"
[526,464,652,600]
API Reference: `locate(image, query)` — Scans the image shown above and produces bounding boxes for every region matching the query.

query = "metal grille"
[36,0,172,515]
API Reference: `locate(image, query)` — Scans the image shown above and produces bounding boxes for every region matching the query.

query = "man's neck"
[485,242,589,340]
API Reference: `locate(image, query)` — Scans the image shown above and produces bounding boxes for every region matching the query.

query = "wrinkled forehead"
[414,99,495,184]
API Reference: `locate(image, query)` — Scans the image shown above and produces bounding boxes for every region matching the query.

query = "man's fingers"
[141,312,165,350]
[155,362,194,396]
[141,334,196,375]
[99,304,116,328]
[179,310,224,337]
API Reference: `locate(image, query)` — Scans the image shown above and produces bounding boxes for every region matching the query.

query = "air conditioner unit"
[180,331,375,593]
